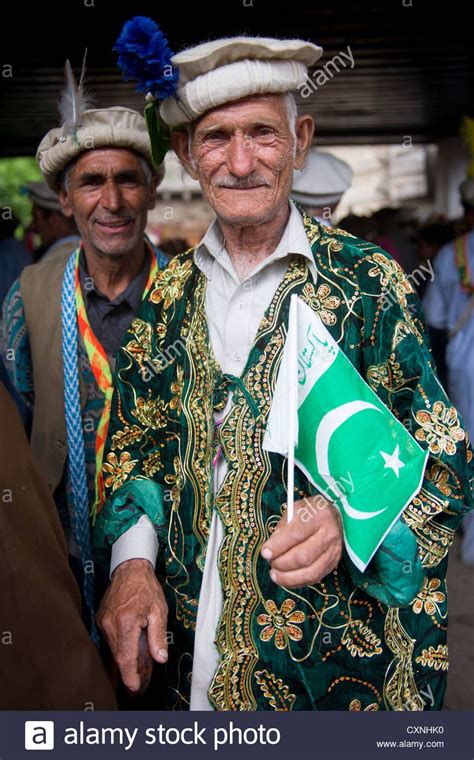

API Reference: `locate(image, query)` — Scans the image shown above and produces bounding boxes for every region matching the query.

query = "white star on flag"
[380,444,405,478]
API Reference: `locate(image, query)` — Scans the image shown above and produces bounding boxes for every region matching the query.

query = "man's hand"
[260,495,343,587]
[97,558,168,692]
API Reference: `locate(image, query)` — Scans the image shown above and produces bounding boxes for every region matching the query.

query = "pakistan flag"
[263,296,428,572]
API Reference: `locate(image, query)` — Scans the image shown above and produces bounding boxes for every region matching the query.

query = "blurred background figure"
[338,213,375,239]
[423,174,474,565]
[372,206,418,273]
[25,180,80,262]
[412,222,455,298]
[410,221,455,389]
[291,149,353,227]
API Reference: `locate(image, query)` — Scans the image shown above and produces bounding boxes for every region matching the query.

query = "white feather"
[58,50,91,136]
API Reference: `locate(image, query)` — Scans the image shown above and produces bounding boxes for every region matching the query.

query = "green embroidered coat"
[94,212,472,711]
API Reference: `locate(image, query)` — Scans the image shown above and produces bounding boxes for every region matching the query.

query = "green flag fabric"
[263,295,428,572]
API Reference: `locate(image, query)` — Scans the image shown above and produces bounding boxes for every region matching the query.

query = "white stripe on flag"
[286,294,299,523]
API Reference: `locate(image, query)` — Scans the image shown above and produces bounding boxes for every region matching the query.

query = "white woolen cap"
[37,107,163,191]
[159,36,323,127]
[292,149,353,207]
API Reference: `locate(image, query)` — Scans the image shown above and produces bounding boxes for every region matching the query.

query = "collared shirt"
[79,249,150,362]
[196,202,317,377]
[110,202,318,708]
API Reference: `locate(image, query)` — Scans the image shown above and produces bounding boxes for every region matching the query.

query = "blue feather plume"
[114,16,179,100]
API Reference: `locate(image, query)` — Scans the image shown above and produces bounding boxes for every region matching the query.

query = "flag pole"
[287,294,298,523]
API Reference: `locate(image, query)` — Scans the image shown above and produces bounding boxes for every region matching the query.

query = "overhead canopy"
[0,0,472,156]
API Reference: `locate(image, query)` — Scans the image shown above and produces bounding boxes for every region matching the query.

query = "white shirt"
[110,201,318,708]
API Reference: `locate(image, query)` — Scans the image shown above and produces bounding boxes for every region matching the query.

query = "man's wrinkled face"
[59,148,156,258]
[182,95,304,227]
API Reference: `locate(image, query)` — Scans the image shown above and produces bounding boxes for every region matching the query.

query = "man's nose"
[226,135,256,178]
[100,180,124,211]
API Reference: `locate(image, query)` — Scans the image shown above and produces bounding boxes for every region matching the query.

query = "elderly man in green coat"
[93,18,472,711]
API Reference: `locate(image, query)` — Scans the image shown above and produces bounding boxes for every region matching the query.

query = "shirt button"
[238,301,245,310]
[234,352,242,362]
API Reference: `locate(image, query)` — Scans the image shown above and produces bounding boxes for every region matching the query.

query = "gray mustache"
[214,174,271,189]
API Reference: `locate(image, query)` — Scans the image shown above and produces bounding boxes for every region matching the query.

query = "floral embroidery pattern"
[425,464,452,497]
[368,252,413,307]
[132,396,167,429]
[125,319,153,365]
[415,645,448,671]
[302,282,340,325]
[143,450,163,478]
[255,670,296,710]
[110,424,144,451]
[349,699,379,711]
[149,258,193,309]
[412,577,445,616]
[366,355,404,392]
[342,619,383,658]
[103,451,137,491]
[257,599,305,650]
[415,401,465,455]
[169,365,184,414]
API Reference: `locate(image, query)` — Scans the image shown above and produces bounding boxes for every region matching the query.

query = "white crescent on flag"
[315,400,388,521]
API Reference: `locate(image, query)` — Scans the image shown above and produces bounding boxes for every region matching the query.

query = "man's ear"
[171,130,199,180]
[294,114,315,171]
[58,188,74,218]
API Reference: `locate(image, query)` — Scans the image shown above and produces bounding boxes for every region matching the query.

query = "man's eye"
[205,132,227,143]
[253,128,276,139]
[81,179,102,187]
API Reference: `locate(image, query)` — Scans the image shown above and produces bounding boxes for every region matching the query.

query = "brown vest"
[20,250,86,494]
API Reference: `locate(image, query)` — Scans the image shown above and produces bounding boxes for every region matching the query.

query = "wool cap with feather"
[38,106,161,192]
[114,18,323,162]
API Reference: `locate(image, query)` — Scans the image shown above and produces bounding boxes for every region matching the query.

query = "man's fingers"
[262,509,316,560]
[113,623,142,692]
[269,546,340,588]
[147,600,169,663]
[269,528,326,573]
